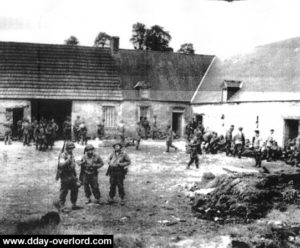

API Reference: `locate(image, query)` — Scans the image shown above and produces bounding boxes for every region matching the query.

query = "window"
[140,106,150,121]
[222,80,243,101]
[103,106,116,128]
[140,89,150,99]
[134,81,150,99]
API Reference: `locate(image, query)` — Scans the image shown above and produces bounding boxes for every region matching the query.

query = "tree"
[94,32,111,47]
[129,23,173,52]
[178,43,195,54]
[130,22,147,50]
[64,36,79,46]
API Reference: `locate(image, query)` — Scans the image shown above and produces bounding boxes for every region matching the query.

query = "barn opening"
[284,119,299,143]
[31,99,72,139]
[172,108,185,137]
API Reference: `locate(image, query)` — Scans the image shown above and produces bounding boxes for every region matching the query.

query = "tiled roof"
[192,37,300,104]
[118,49,215,102]
[0,42,122,100]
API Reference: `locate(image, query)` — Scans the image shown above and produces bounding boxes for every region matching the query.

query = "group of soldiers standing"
[184,118,279,169]
[3,115,59,150]
[55,141,131,211]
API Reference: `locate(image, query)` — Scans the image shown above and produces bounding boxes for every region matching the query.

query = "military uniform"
[57,142,79,209]
[79,123,88,145]
[266,131,275,161]
[35,124,46,150]
[74,117,81,143]
[166,126,177,152]
[225,127,234,156]
[185,122,194,142]
[45,123,55,149]
[17,120,23,141]
[107,144,131,203]
[233,129,245,158]
[79,145,104,203]
[193,127,203,154]
[135,123,142,150]
[252,132,263,167]
[22,120,31,146]
[63,117,72,141]
[187,138,200,169]
[3,118,13,145]
[97,121,105,140]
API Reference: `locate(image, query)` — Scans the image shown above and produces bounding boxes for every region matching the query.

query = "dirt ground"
[0,139,297,247]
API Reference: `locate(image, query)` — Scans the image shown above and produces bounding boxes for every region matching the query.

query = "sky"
[0,0,300,57]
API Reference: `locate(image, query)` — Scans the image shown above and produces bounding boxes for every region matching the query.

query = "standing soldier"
[233,127,245,159]
[117,120,126,146]
[166,125,178,152]
[31,119,38,144]
[57,142,81,210]
[186,137,200,169]
[22,118,31,146]
[143,117,150,140]
[266,129,275,162]
[2,115,13,145]
[45,121,55,150]
[252,130,263,167]
[151,118,158,140]
[78,144,104,204]
[17,119,23,141]
[74,116,81,143]
[63,116,72,141]
[50,118,59,143]
[134,122,142,150]
[79,121,88,146]
[193,124,203,154]
[106,142,131,205]
[35,122,46,151]
[97,119,105,140]
[225,125,235,156]
[185,121,194,142]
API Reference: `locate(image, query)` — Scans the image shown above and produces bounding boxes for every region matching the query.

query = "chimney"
[110,36,119,54]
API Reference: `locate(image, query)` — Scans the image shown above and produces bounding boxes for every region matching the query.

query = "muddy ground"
[0,140,299,247]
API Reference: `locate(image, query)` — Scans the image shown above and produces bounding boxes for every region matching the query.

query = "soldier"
[30,119,38,144]
[45,121,55,150]
[63,116,72,141]
[35,122,46,151]
[97,119,105,140]
[252,130,263,167]
[134,122,142,150]
[57,142,81,210]
[193,124,203,154]
[78,144,104,204]
[202,130,213,153]
[185,121,194,142]
[106,142,131,205]
[22,118,31,146]
[143,117,150,140]
[17,119,23,141]
[50,118,59,141]
[225,125,235,156]
[74,116,81,143]
[166,125,178,152]
[266,129,275,162]
[233,127,245,159]
[117,120,126,146]
[3,115,13,145]
[79,121,88,146]
[151,117,158,140]
[186,137,200,169]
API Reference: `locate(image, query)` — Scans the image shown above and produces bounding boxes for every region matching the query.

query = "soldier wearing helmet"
[57,141,81,210]
[78,144,104,204]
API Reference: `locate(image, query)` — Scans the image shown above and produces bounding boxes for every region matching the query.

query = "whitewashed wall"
[192,101,300,146]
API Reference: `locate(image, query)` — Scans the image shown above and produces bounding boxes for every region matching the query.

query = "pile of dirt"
[191,172,300,223]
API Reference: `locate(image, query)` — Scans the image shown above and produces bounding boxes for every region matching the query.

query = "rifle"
[55,140,66,181]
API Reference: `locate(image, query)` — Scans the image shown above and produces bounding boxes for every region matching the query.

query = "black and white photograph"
[1,0,300,247]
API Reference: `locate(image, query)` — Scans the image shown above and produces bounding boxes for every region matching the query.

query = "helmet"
[85,144,95,151]
[112,142,123,149]
[66,142,75,149]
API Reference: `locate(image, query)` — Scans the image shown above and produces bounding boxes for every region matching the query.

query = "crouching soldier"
[186,137,200,169]
[106,142,131,205]
[78,144,104,204]
[252,130,263,167]
[57,142,81,211]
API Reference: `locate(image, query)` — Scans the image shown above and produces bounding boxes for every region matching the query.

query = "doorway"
[172,112,183,137]
[31,99,72,139]
[284,119,299,143]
